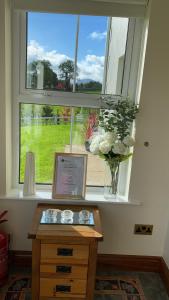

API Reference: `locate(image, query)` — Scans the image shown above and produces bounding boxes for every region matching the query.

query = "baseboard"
[97,254,162,272]
[9,251,169,296]
[9,250,32,267]
[9,251,162,272]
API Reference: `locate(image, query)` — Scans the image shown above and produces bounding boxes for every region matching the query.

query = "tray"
[40,209,95,226]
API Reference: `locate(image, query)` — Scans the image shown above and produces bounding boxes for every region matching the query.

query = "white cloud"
[77,55,105,82]
[89,31,107,40]
[27,40,104,82]
[28,40,70,69]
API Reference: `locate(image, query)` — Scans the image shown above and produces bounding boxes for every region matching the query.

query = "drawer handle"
[56,266,72,273]
[57,248,73,256]
[55,285,71,293]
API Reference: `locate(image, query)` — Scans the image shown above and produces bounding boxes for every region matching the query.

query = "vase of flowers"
[89,95,138,199]
[104,158,120,198]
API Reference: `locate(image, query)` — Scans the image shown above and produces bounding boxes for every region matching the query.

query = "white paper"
[55,155,85,196]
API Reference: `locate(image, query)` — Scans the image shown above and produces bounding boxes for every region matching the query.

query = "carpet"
[95,276,146,300]
[0,275,146,300]
[0,275,31,300]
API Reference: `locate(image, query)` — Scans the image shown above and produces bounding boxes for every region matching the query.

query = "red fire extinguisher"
[0,210,8,285]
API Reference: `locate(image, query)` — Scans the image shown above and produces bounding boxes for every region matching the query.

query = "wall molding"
[9,250,32,266]
[9,251,169,295]
[97,253,162,272]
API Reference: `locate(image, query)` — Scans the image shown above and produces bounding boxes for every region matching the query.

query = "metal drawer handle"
[57,248,73,256]
[55,285,71,292]
[56,266,72,273]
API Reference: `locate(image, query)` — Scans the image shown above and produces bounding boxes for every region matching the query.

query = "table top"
[28,203,103,241]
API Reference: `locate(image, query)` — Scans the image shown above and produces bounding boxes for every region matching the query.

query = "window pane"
[76,15,108,94]
[71,108,106,186]
[26,12,128,95]
[20,103,105,186]
[26,12,77,91]
[20,104,72,183]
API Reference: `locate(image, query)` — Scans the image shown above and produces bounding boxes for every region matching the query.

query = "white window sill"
[0,188,142,206]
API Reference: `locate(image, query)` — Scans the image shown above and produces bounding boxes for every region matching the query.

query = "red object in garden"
[0,232,8,285]
[86,112,98,140]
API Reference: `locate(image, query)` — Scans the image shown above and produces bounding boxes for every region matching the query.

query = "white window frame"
[12,9,144,198]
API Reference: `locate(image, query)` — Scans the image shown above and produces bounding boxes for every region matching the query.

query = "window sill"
[0,189,142,206]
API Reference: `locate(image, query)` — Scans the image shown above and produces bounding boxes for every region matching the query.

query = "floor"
[0,266,168,300]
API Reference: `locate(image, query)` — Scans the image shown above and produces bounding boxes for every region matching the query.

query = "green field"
[20,123,83,183]
[77,90,101,94]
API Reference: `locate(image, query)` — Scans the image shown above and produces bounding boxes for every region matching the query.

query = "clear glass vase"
[104,160,120,199]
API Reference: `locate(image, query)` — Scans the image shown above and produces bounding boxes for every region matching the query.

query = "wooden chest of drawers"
[28,204,103,300]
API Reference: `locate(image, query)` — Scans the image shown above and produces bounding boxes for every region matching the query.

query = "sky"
[27,12,108,82]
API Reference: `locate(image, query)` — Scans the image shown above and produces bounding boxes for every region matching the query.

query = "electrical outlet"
[134,224,153,235]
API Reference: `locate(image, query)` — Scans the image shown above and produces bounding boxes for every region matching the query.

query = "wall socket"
[134,224,153,235]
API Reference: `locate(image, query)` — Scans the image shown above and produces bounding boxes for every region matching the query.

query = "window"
[26,13,109,94]
[23,12,129,97]
[13,9,143,197]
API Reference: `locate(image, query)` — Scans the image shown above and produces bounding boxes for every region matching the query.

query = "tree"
[28,60,58,89]
[58,60,75,91]
[84,81,102,91]
[76,80,102,93]
[42,60,58,89]
[42,105,54,118]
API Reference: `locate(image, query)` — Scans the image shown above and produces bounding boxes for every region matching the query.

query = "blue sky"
[27,12,108,82]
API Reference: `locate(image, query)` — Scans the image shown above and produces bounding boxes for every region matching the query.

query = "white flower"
[123,136,135,147]
[90,140,100,154]
[99,140,112,154]
[113,142,126,155]
[91,134,104,144]
[103,131,117,144]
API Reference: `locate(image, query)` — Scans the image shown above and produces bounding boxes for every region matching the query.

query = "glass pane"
[26,12,77,91]
[71,108,106,186]
[76,15,108,94]
[26,13,129,96]
[20,104,71,183]
[20,103,105,186]
[106,17,129,94]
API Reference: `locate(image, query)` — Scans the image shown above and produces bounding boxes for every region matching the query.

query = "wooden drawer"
[40,278,86,298]
[41,244,89,264]
[40,264,87,279]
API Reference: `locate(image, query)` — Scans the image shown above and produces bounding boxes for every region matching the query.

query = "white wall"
[1,0,169,261]
[0,0,12,195]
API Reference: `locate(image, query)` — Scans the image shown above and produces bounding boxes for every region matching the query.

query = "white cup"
[61,209,74,220]
[79,210,90,221]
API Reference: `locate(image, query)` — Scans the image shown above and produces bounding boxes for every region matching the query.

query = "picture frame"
[52,153,88,199]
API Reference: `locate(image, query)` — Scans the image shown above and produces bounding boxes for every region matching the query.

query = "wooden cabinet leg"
[86,239,98,300]
[32,239,40,300]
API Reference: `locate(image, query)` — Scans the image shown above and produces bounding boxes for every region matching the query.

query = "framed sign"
[52,153,87,199]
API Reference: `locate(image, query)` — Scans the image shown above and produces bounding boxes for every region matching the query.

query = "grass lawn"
[20,123,83,183]
[77,90,101,94]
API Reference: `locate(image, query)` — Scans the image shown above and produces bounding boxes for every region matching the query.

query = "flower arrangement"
[89,95,139,195]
